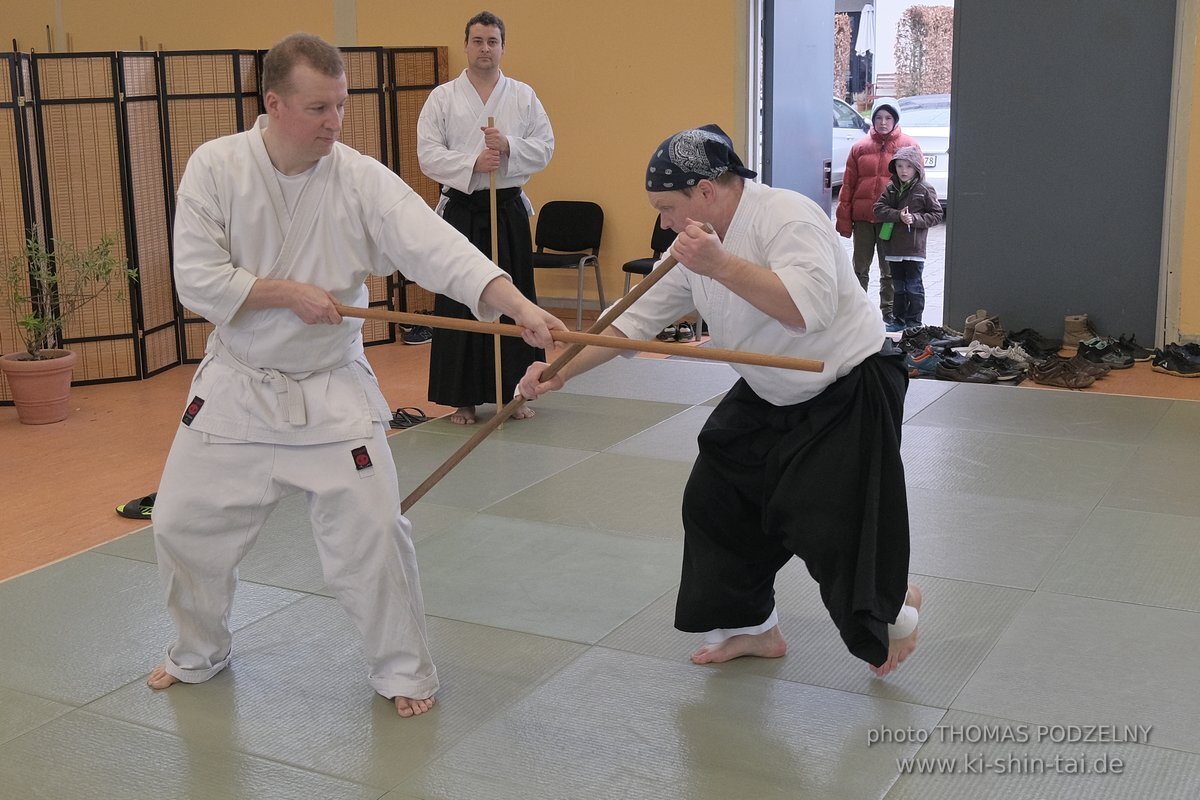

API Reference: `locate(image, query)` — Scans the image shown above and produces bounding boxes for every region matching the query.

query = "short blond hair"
[263,33,344,95]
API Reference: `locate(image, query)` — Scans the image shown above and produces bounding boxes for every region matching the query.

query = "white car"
[832,97,869,188]
[896,94,950,204]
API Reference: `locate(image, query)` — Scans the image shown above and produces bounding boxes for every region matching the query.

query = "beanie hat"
[872,102,900,125]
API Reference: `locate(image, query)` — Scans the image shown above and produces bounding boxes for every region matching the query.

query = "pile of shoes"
[1151,342,1200,377]
[897,309,1159,390]
[1021,314,1154,389]
[898,314,1034,385]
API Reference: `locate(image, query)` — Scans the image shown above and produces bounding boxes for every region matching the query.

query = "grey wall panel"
[763,0,835,204]
[946,0,1176,340]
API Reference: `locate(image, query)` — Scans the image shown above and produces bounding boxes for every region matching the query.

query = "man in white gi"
[417,10,554,425]
[147,33,564,717]
[519,125,922,677]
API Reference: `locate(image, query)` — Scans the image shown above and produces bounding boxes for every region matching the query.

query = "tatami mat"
[397,648,945,800]
[886,709,1200,800]
[3,356,1199,798]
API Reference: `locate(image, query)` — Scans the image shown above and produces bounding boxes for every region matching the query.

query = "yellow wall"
[2,0,746,307]
[1180,39,1200,336]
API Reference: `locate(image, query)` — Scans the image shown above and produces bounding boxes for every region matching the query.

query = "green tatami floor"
[3,356,1200,799]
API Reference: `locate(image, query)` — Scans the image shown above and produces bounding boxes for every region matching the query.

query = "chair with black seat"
[621,215,677,294]
[621,217,703,338]
[531,200,605,330]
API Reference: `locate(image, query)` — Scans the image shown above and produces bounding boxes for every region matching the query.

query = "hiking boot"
[1029,358,1096,389]
[1078,337,1134,369]
[963,309,992,343]
[973,316,1007,348]
[1062,313,1099,349]
[1152,348,1200,378]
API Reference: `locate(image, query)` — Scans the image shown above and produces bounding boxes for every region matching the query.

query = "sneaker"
[656,325,677,341]
[992,342,1037,369]
[401,325,433,345]
[1172,342,1200,364]
[1029,358,1096,389]
[676,322,696,342]
[1151,348,1200,377]
[1113,334,1154,362]
[904,345,941,378]
[1078,337,1134,369]
[1067,353,1110,378]
[1006,328,1062,359]
[935,357,999,384]
[976,355,1025,382]
[886,321,906,333]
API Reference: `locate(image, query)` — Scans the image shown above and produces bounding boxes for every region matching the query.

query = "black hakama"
[674,346,910,667]
[427,187,545,407]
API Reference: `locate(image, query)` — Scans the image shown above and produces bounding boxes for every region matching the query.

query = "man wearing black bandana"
[519,124,921,677]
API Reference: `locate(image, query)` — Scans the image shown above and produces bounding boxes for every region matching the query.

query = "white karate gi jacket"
[173,115,509,444]
[416,70,553,213]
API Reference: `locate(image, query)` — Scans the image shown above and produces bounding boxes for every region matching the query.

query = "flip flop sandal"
[116,492,156,520]
[656,325,677,341]
[390,407,431,429]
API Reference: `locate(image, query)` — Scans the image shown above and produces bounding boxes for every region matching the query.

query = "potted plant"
[2,233,136,424]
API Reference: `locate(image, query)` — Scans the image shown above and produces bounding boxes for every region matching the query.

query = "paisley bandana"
[646,123,757,191]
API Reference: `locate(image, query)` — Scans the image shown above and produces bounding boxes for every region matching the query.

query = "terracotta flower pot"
[0,349,79,424]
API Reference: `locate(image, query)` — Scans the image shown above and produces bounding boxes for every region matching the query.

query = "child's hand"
[900,208,914,225]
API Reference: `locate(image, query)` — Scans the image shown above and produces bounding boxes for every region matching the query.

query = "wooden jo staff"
[335,236,822,511]
[487,116,504,421]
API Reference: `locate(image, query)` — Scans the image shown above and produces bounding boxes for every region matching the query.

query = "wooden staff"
[393,246,688,510]
[337,305,824,373]
[336,229,821,511]
[487,116,503,422]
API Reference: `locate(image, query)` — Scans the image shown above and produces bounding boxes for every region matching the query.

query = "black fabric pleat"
[427,188,545,407]
[674,345,910,667]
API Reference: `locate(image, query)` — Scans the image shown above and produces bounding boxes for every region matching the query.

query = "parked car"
[896,94,950,204]
[832,97,869,188]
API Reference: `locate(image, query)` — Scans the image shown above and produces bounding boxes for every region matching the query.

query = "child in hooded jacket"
[872,144,944,331]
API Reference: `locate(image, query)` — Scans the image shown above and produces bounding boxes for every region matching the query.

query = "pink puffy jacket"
[835,126,918,237]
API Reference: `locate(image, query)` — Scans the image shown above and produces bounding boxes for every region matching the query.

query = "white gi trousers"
[152,422,438,700]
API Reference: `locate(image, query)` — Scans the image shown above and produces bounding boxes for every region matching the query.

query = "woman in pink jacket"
[835,101,917,325]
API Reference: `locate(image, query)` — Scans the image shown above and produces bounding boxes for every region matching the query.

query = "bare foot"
[449,406,476,425]
[870,583,923,678]
[691,625,788,665]
[511,406,535,420]
[393,694,436,717]
[147,664,180,690]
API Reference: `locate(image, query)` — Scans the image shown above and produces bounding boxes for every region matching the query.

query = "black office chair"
[621,217,704,339]
[531,200,605,330]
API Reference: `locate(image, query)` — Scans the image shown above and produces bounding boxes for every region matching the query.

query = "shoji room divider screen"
[0,44,448,404]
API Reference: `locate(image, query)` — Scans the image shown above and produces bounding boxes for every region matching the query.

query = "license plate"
[924,155,936,167]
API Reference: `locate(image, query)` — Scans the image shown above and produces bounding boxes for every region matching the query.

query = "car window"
[833,100,866,129]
